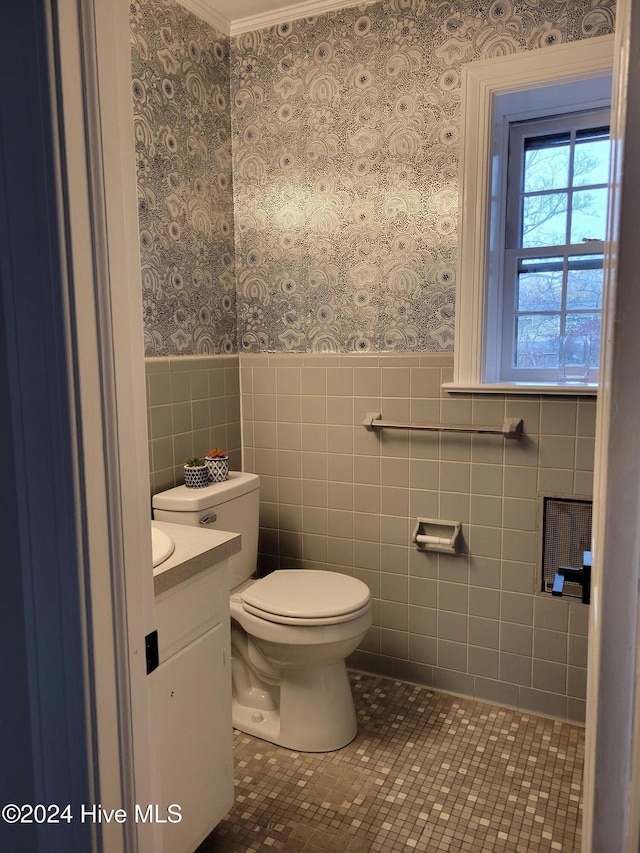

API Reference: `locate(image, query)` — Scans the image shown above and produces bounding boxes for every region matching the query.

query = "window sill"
[442,381,598,396]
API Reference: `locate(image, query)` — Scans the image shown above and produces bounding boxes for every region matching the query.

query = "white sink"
[151,521,175,567]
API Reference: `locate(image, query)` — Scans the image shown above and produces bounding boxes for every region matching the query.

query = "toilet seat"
[240,570,371,626]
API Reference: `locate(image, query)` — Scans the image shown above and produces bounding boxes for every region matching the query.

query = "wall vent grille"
[541,496,592,597]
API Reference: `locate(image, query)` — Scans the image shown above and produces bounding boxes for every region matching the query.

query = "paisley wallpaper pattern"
[131,0,235,356]
[230,0,615,352]
[131,0,615,355]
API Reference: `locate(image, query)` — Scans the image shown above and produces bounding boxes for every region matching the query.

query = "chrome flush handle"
[199,513,217,525]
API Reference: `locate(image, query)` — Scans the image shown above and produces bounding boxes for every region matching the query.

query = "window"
[449,36,614,394]
[501,112,610,382]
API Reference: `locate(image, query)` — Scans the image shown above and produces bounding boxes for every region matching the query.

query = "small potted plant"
[183,457,210,489]
[204,447,229,482]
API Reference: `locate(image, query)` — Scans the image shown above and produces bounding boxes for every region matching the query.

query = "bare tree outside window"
[505,120,610,372]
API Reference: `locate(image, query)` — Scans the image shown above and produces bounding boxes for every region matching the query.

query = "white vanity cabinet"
[151,526,238,853]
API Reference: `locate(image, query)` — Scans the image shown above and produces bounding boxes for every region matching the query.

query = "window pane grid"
[515,126,610,250]
[509,247,603,371]
[501,109,609,381]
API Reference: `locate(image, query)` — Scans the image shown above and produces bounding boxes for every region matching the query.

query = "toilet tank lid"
[152,471,259,511]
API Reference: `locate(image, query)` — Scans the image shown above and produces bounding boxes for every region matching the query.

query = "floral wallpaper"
[131,0,236,356]
[231,0,615,352]
[130,0,615,356]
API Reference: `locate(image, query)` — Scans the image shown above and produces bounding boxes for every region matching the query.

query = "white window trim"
[447,35,614,396]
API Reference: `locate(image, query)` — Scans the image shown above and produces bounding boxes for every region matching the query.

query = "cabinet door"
[152,623,233,853]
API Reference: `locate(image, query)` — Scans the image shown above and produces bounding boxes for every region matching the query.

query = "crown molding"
[229,0,366,36]
[178,0,370,38]
[178,0,231,35]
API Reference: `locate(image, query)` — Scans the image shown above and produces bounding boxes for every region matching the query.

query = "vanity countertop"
[152,520,241,596]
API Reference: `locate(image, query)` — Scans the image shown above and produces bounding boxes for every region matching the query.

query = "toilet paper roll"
[416,534,451,547]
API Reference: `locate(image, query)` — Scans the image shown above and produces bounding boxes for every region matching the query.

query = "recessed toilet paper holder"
[412,518,462,555]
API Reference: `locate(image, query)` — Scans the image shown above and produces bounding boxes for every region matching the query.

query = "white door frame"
[583,0,640,849]
[0,1,159,850]
[54,0,163,849]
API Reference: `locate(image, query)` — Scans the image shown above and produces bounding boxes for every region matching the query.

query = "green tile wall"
[241,351,594,723]
[145,355,241,497]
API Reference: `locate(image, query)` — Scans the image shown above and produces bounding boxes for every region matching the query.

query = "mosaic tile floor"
[199,672,583,853]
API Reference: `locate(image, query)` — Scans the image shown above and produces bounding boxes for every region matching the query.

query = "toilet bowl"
[152,472,372,752]
[230,570,371,751]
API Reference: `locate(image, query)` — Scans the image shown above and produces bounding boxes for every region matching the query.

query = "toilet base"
[232,661,358,752]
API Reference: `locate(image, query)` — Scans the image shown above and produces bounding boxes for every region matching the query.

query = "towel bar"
[362,412,523,439]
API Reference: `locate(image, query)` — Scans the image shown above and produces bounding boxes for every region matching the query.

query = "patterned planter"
[205,456,229,483]
[184,464,210,489]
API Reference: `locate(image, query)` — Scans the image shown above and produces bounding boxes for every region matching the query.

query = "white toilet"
[152,472,372,752]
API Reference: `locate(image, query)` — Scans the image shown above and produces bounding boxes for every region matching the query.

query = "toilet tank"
[152,472,260,589]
